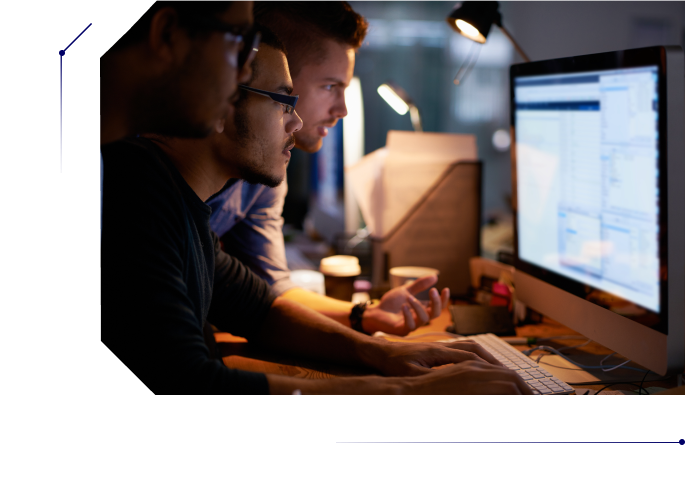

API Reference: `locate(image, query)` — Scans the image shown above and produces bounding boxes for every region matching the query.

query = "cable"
[599,352,633,372]
[638,369,652,395]
[522,345,650,373]
[593,384,651,396]
[452,41,481,85]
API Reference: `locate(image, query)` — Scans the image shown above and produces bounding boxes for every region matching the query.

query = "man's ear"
[147,7,189,67]
[215,118,225,134]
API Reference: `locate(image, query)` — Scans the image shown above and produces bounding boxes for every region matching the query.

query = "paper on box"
[346,130,477,238]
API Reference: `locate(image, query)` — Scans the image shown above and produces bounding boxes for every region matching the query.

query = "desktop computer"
[510,46,685,378]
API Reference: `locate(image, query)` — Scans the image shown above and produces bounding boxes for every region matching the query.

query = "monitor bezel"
[510,46,669,334]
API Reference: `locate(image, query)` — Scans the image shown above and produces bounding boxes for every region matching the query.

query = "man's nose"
[330,92,348,119]
[288,110,303,133]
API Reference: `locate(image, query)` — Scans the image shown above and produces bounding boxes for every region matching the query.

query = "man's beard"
[232,109,292,188]
[294,117,337,153]
[236,155,285,189]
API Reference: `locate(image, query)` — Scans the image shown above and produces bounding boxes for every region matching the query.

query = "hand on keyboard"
[404,360,534,395]
[453,333,576,395]
[375,340,505,377]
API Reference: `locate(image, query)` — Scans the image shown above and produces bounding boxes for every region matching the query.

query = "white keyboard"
[457,333,575,395]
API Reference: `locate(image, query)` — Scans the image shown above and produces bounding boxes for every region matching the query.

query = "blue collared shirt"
[207,179,296,296]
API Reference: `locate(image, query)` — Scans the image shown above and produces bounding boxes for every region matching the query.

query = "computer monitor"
[510,46,685,377]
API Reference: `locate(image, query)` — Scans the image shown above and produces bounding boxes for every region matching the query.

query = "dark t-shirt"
[101,137,276,394]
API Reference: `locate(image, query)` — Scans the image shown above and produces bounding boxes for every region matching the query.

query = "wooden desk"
[215,303,681,393]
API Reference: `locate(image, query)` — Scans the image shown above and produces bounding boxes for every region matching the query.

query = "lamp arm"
[409,105,423,132]
[497,24,531,62]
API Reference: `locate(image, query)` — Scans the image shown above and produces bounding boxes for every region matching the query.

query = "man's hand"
[362,275,450,335]
[367,339,503,377]
[367,339,533,395]
[401,360,534,395]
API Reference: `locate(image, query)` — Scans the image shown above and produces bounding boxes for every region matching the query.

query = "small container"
[290,270,325,295]
[319,255,361,301]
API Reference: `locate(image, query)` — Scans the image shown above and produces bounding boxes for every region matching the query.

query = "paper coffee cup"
[290,270,325,295]
[389,266,439,299]
[319,255,361,301]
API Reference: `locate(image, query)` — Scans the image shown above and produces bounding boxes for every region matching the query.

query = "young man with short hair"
[207,1,448,336]
[102,27,531,395]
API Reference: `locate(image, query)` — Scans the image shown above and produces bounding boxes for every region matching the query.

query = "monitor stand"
[535,353,664,385]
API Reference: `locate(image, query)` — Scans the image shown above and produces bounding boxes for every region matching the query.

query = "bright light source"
[377,84,409,115]
[492,129,511,151]
[456,19,486,43]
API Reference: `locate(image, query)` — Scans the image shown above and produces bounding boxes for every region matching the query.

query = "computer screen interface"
[513,65,665,333]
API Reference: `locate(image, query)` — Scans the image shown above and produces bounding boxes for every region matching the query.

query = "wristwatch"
[349,300,379,334]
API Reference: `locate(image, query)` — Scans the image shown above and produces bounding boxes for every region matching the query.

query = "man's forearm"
[279,287,354,326]
[266,373,404,395]
[250,297,385,369]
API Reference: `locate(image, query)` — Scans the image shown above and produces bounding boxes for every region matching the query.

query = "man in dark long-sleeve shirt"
[102,136,274,394]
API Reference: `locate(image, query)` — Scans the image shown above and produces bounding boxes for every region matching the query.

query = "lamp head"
[377,81,414,115]
[446,1,502,44]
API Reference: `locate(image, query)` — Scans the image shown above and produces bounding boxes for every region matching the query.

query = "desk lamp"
[377,82,423,132]
[446,1,530,84]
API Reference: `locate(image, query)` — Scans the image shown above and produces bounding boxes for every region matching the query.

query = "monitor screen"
[515,66,661,313]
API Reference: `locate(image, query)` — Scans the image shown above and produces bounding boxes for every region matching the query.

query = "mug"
[319,255,361,301]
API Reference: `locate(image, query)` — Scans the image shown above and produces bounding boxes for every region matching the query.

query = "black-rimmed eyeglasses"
[239,85,299,114]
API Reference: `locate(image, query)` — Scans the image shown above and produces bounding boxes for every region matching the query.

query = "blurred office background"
[283,1,685,266]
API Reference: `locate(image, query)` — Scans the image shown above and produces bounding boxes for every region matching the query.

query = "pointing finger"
[405,275,438,295]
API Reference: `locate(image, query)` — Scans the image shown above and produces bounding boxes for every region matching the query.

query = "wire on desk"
[522,345,650,373]
[594,382,649,395]
[638,369,652,395]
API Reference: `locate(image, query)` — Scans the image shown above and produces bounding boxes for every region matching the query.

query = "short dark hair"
[112,1,233,50]
[254,1,368,77]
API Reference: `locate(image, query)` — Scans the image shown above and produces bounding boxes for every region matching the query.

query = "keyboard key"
[539,388,553,394]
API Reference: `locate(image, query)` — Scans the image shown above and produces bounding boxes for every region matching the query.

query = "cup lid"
[319,255,361,277]
[389,266,439,278]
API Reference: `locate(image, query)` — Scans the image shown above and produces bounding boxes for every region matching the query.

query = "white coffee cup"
[290,270,325,295]
[319,255,361,301]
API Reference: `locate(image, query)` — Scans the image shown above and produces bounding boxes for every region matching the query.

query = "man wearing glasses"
[101,23,531,395]
[206,1,450,337]
[101,1,259,229]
